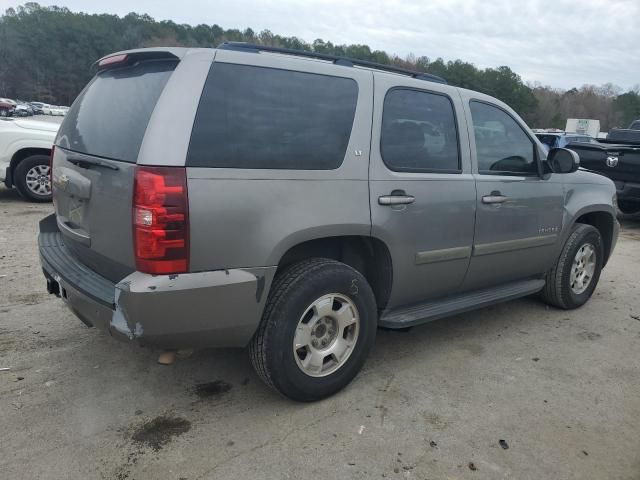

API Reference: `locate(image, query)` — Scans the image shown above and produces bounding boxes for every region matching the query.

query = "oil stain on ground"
[131,416,191,451]
[194,380,232,398]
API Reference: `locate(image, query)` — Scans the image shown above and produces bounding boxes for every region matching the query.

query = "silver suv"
[39,43,619,401]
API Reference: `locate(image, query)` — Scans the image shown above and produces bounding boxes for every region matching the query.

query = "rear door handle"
[482,193,508,204]
[379,194,415,206]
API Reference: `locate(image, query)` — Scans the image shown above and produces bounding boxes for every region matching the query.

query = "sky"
[2,0,639,90]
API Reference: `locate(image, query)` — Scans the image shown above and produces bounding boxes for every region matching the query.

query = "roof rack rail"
[217,42,447,85]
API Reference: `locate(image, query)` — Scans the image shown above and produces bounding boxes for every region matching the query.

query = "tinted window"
[380,89,459,172]
[470,101,536,175]
[187,63,358,170]
[57,59,177,163]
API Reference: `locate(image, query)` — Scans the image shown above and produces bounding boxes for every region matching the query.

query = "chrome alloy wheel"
[25,164,51,196]
[293,293,360,377]
[570,243,596,295]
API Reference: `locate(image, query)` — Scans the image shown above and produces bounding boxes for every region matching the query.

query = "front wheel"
[540,224,603,309]
[249,258,377,401]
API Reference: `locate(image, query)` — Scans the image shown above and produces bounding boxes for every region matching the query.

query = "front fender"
[557,177,617,261]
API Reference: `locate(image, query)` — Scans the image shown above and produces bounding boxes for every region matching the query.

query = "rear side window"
[470,101,537,175]
[57,59,177,163]
[380,88,460,172]
[187,63,358,170]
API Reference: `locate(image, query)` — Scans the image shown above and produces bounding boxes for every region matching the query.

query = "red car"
[0,100,15,117]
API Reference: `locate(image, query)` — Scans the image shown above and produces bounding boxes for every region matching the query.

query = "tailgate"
[52,55,178,281]
[570,143,640,183]
[52,148,137,281]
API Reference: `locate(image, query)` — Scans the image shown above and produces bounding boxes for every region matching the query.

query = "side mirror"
[546,147,580,174]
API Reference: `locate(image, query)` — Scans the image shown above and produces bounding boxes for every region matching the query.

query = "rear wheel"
[249,258,377,401]
[14,155,52,202]
[540,224,603,309]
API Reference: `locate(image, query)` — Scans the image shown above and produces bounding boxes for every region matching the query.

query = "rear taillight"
[133,166,189,275]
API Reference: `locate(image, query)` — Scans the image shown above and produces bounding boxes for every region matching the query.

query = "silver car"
[40,44,619,401]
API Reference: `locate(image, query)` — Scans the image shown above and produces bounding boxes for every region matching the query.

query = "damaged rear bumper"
[38,215,276,348]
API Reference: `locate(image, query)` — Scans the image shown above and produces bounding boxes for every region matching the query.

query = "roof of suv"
[216,42,447,85]
[97,43,447,86]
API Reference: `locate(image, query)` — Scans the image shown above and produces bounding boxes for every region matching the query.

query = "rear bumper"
[38,214,276,348]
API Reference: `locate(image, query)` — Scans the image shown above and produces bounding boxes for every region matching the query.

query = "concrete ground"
[1,185,639,480]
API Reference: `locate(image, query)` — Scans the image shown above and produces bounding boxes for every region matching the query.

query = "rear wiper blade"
[67,156,119,171]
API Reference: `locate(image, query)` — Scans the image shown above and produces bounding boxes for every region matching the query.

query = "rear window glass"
[56,59,177,163]
[187,63,358,170]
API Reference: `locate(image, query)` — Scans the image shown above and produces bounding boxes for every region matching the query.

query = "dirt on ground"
[1,185,639,479]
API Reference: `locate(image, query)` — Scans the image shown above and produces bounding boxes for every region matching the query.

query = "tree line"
[1,3,639,130]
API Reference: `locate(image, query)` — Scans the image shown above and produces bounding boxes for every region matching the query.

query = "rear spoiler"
[93,49,182,71]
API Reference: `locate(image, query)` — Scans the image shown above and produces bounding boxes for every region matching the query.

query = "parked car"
[0,99,15,117]
[39,44,619,401]
[14,102,34,117]
[47,105,67,116]
[41,104,52,115]
[568,125,640,214]
[0,117,58,201]
[30,102,46,115]
[536,132,600,152]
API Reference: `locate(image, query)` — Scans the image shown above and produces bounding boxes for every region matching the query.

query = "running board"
[379,279,545,328]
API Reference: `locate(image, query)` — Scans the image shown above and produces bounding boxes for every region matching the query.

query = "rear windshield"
[56,59,177,163]
[187,63,358,170]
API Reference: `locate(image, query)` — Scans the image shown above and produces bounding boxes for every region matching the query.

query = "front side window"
[380,88,460,172]
[187,63,358,170]
[470,101,537,175]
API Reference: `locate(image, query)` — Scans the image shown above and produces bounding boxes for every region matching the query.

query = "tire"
[14,154,52,202]
[540,224,603,309]
[249,258,377,401]
[0,109,7,117]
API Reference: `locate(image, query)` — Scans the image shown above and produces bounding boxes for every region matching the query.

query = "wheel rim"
[570,243,596,295]
[293,293,360,378]
[25,164,51,196]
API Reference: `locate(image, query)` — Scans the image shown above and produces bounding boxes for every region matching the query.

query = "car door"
[370,76,476,308]
[460,95,565,291]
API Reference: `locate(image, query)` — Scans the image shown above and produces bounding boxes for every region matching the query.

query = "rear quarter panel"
[185,50,374,271]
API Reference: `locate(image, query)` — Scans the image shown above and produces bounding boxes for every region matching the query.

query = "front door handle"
[482,192,508,204]
[379,194,415,206]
